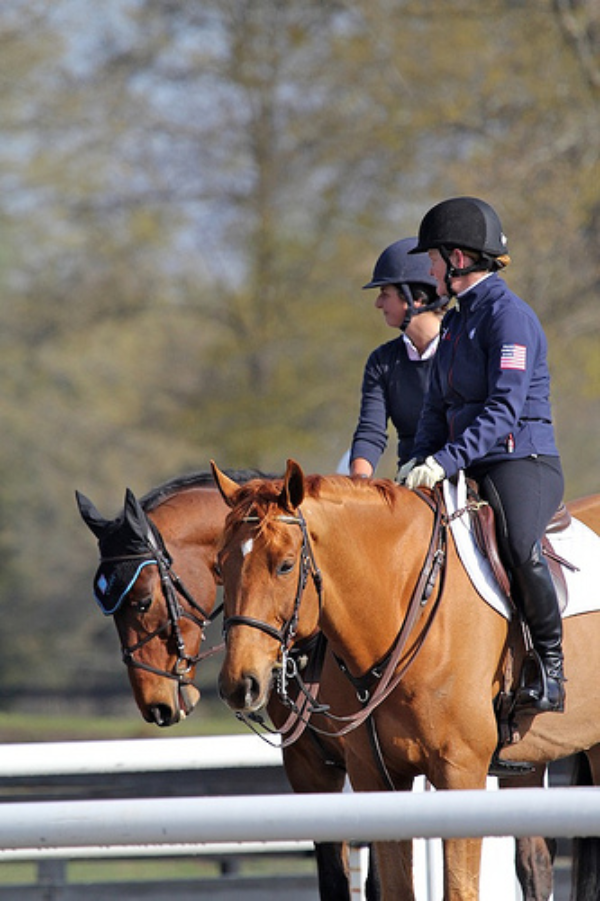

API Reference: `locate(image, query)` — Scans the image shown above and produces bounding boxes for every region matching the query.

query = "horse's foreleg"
[431,744,493,901]
[373,840,413,901]
[442,837,482,901]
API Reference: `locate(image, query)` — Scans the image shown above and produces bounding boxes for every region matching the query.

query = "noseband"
[101,524,222,685]
[222,510,323,665]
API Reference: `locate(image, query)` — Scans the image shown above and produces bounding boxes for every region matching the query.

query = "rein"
[102,526,223,685]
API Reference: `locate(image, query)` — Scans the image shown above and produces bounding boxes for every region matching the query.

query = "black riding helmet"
[410,197,509,297]
[363,237,445,330]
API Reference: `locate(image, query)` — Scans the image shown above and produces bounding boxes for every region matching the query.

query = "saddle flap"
[466,480,568,613]
[466,482,512,598]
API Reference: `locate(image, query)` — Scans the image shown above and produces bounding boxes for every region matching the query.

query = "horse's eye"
[277,559,295,576]
[131,596,152,613]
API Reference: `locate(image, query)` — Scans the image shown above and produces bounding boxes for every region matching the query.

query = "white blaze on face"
[241,537,254,558]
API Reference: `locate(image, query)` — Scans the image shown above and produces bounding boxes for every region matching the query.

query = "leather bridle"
[222,510,323,667]
[101,524,223,685]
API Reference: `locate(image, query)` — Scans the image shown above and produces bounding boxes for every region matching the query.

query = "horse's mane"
[225,472,398,529]
[140,469,278,513]
[304,473,398,507]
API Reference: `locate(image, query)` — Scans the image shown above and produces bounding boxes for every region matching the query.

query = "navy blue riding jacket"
[412,274,560,479]
[350,338,435,470]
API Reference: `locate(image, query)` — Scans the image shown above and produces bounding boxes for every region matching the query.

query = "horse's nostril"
[219,672,263,712]
[148,704,176,727]
[243,674,261,708]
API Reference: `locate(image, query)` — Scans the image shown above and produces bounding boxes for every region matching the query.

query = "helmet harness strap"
[399,283,415,331]
[439,246,494,298]
[398,283,448,332]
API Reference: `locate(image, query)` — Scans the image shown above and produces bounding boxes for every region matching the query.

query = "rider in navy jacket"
[349,237,447,477]
[351,339,434,470]
[412,272,559,478]
[400,197,565,716]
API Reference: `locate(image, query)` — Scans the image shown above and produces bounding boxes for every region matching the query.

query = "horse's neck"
[306,491,432,675]
[149,486,227,572]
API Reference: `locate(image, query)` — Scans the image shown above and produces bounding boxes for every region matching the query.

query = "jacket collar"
[456,272,499,312]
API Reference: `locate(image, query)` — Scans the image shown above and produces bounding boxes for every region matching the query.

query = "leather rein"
[101,524,223,685]
[222,487,449,745]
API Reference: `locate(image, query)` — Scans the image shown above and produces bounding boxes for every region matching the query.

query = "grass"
[0,854,316,887]
[73,854,315,883]
[0,697,249,743]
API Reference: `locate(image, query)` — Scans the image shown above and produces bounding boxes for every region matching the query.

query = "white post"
[348,843,369,900]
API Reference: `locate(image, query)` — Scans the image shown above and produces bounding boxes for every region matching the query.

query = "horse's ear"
[210,461,240,508]
[123,488,150,537]
[75,490,109,539]
[279,459,305,512]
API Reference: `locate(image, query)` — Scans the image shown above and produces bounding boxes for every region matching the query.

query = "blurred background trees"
[0,0,598,703]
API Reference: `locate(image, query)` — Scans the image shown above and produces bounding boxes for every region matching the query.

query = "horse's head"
[212,459,322,714]
[76,487,213,726]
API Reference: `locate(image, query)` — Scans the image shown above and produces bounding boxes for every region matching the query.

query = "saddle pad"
[443,472,600,621]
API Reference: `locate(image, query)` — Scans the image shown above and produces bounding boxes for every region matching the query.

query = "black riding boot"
[512,543,565,713]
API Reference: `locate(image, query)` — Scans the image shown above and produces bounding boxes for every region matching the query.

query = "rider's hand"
[405,456,446,490]
[396,458,417,484]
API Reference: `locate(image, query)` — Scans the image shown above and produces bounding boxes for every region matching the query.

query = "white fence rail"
[0,786,597,847]
[0,734,576,900]
[0,733,282,777]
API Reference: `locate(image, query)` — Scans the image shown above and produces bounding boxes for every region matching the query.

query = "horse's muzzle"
[218,669,270,713]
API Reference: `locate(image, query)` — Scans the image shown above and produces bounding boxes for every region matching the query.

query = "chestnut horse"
[77,471,600,901]
[213,460,600,901]
[76,472,368,901]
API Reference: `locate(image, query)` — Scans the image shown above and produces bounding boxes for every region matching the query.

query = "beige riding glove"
[405,456,446,490]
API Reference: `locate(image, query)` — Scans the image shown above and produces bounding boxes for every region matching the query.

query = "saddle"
[465,479,574,612]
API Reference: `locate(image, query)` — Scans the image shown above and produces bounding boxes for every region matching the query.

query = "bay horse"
[76,472,369,901]
[212,459,600,901]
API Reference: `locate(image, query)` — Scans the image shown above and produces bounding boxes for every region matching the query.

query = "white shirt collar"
[402,333,440,361]
[456,271,493,299]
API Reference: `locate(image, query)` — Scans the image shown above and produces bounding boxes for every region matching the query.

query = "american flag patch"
[500,343,527,371]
